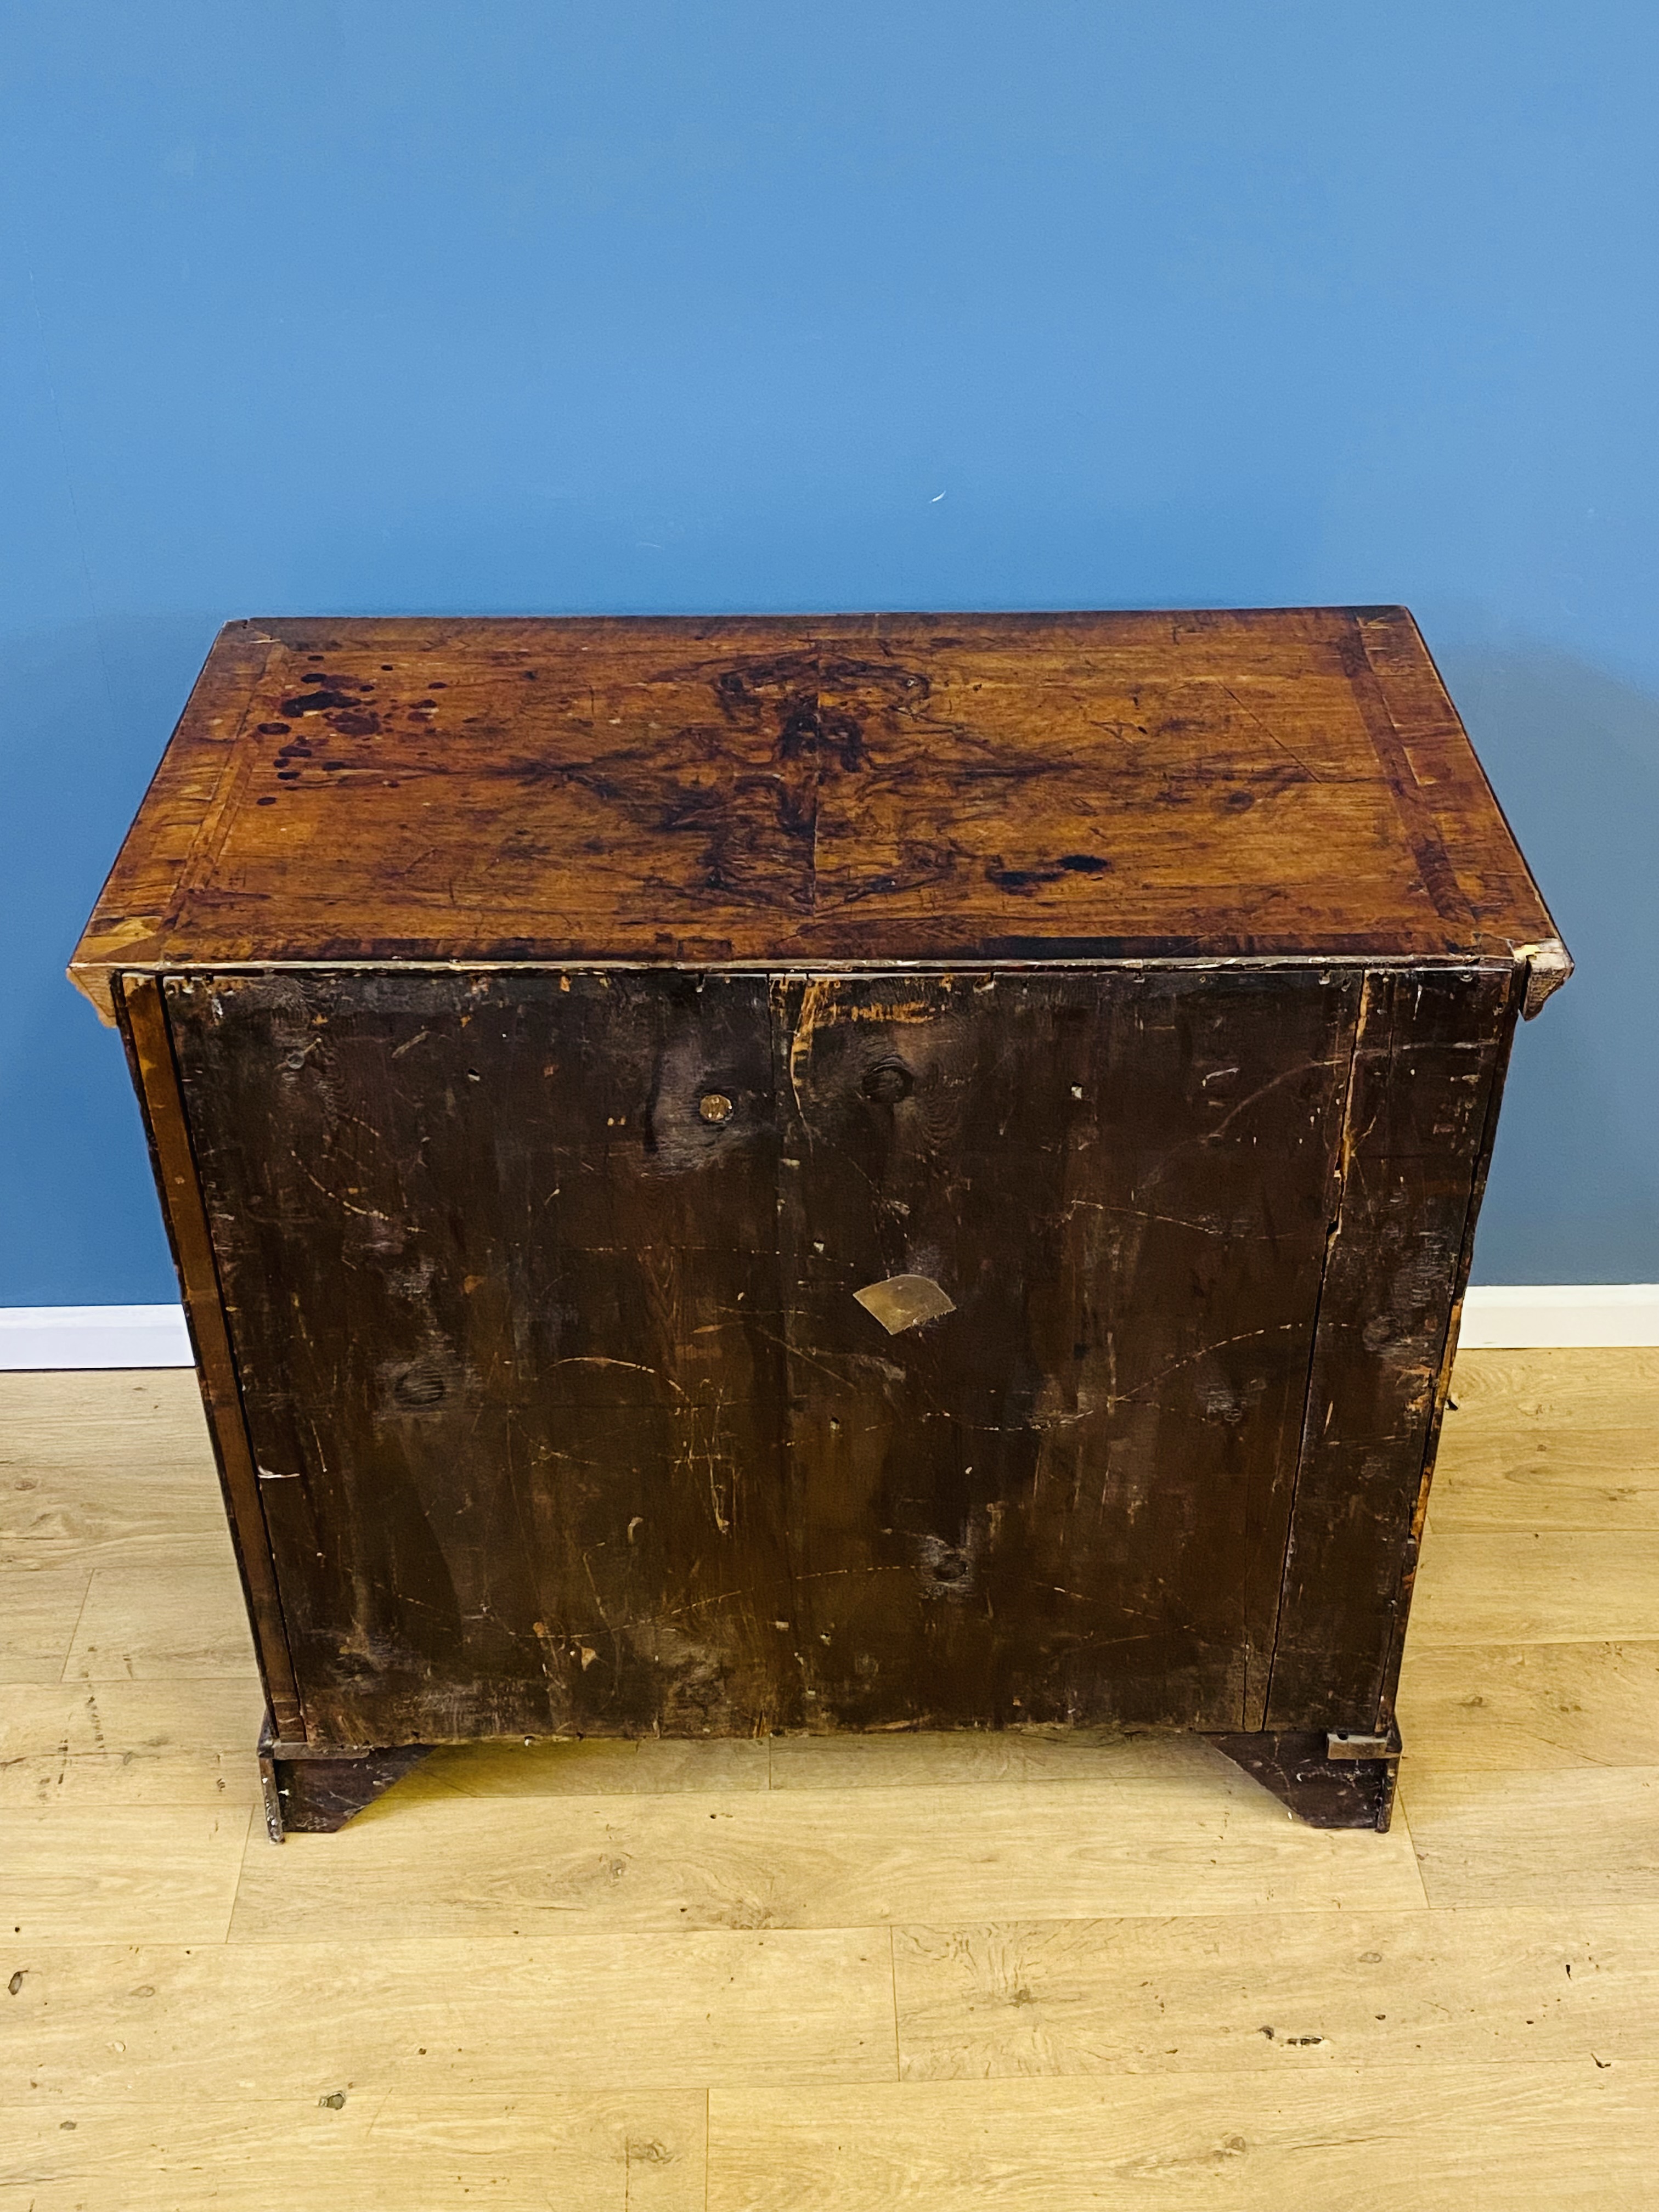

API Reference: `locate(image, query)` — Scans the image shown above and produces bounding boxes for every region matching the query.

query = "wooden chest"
[71,608,1569,1837]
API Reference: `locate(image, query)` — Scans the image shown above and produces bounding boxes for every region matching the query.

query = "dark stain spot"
[990,851,1114,893]
[1225,789,1256,811]
[862,1059,914,1104]
[275,771,301,782]
[279,689,360,716]
[330,710,381,737]
[257,721,291,736]
[322,760,348,771]
[256,795,278,806]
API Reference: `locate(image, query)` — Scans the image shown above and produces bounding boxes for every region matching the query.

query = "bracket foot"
[1205,1723,1402,1832]
[258,1716,431,1842]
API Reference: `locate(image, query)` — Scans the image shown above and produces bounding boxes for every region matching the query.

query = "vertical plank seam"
[1258,972,1372,1725]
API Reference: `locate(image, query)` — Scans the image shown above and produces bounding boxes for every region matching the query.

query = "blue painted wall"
[4,1,1655,1299]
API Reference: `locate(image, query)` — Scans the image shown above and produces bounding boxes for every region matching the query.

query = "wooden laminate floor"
[3,1349,1656,2208]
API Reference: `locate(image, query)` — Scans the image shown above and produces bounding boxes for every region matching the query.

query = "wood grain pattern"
[1430,1347,1659,1532]
[892,1903,1659,2077]
[1403,1767,1659,1908]
[0,1563,92,1684]
[1409,1531,1659,1645]
[414,1733,772,1798]
[0,1679,266,1807]
[1,1804,250,1944]
[0,2094,706,2212]
[224,1775,1427,1942]
[766,1727,1224,1791]
[69,609,1562,1020]
[0,1931,891,2102]
[703,2065,1659,2211]
[63,1560,258,1680]
[1396,1641,1659,1771]
[0,1370,227,1570]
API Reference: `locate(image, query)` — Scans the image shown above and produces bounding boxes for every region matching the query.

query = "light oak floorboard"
[5,1353,1655,2208]
[0,1677,263,1759]
[1442,1347,1659,1434]
[227,1772,1427,1942]
[413,1733,771,1797]
[894,1904,1659,2078]
[61,1559,257,1681]
[767,1727,1222,1791]
[1408,1530,1659,1644]
[1,2091,706,2212]
[1,1805,250,1944]
[0,1929,891,2103]
[1403,1766,1659,1908]
[1430,1430,1659,1532]
[1431,1350,1659,1534]
[0,1564,92,1684]
[0,1370,227,1571]
[1395,1640,1659,1770]
[705,2065,1659,2211]
[0,1678,267,1806]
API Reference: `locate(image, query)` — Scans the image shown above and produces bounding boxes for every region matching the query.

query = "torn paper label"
[854,1274,957,1334]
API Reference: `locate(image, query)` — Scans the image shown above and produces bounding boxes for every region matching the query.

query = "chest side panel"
[774,968,1361,1731]
[1264,967,1516,1728]
[165,970,794,1744]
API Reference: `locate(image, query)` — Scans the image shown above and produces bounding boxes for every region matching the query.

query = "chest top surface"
[71,606,1564,1019]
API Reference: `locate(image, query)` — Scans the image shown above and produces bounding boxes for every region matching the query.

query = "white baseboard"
[2,1288,1656,1370]
[0,1305,194,1371]
[1458,1284,1659,1348]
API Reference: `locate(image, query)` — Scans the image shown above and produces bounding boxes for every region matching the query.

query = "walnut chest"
[71,608,1570,1837]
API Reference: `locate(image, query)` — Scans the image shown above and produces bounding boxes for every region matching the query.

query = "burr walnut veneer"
[70,608,1570,1837]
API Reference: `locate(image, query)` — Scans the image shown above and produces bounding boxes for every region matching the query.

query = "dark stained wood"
[115,975,303,1737]
[70,610,1567,1022]
[164,970,797,1747]
[774,969,1358,1733]
[1263,967,1517,1726]
[72,610,1571,1832]
[1207,1726,1401,1831]
[257,1714,430,1841]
